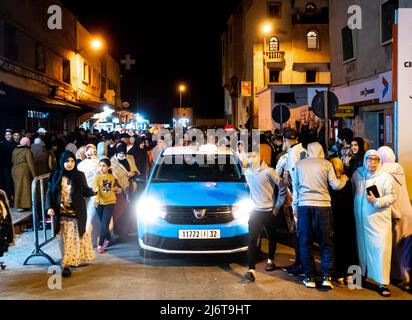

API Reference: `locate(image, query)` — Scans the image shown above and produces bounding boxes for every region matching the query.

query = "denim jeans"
[297,206,334,277]
[96,204,115,246]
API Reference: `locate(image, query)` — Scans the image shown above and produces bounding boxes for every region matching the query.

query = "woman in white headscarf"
[351,150,396,297]
[77,144,100,247]
[378,146,412,286]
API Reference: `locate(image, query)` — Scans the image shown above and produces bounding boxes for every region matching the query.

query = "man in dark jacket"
[0,129,18,204]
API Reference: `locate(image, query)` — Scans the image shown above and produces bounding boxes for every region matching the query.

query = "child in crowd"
[93,159,122,253]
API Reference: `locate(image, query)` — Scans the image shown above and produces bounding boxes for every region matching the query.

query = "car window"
[152,155,244,182]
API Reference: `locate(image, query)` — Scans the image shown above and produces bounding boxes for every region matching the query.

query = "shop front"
[331,71,393,149]
[0,83,80,133]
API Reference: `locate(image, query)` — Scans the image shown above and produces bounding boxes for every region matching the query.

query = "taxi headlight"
[136,197,167,223]
[232,198,254,220]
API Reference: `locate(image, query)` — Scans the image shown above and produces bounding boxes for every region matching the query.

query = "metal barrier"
[23,173,57,265]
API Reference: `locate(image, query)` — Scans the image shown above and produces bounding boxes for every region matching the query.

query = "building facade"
[0,0,121,133]
[222,0,330,130]
[329,0,408,150]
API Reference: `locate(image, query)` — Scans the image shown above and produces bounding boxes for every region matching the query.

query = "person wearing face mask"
[46,151,98,278]
[78,144,101,247]
[110,142,139,239]
[351,150,396,297]
[378,146,412,289]
[348,137,366,178]
[240,152,286,283]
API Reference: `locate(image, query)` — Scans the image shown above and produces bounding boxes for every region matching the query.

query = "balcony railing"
[265,51,285,63]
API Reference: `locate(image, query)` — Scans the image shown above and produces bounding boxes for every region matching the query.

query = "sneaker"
[321,276,334,289]
[62,267,72,278]
[240,271,255,283]
[303,277,317,288]
[98,246,105,254]
[103,240,111,249]
[265,262,276,272]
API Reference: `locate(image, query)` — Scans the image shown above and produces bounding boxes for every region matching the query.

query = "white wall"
[397,9,412,199]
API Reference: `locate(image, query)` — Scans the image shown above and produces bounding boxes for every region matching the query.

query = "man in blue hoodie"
[292,142,348,289]
[240,152,286,283]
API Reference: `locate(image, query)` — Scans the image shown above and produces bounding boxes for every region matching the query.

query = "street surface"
[1,231,411,300]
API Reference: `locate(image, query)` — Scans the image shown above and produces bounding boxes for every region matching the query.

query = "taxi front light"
[232,198,254,220]
[137,197,167,223]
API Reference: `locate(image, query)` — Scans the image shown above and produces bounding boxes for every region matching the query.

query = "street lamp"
[179,84,186,108]
[77,37,105,54]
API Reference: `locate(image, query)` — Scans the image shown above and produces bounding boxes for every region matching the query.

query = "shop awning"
[0,82,80,110]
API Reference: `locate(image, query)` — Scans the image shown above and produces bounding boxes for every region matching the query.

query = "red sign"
[241,81,252,97]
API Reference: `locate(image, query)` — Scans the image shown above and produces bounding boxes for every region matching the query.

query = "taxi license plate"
[178,230,221,239]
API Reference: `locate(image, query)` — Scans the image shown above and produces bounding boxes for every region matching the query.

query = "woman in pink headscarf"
[11,137,36,212]
[378,146,412,287]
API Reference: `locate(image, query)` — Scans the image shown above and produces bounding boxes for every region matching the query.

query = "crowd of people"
[0,124,411,297]
[0,126,160,277]
[239,126,412,297]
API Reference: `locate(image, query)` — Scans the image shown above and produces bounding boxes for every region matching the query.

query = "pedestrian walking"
[240,152,286,283]
[78,144,100,247]
[93,159,122,254]
[46,151,97,278]
[351,150,396,297]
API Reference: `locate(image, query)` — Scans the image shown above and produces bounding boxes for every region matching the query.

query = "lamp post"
[179,84,186,108]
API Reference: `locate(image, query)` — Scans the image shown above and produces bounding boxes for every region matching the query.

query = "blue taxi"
[136,145,252,255]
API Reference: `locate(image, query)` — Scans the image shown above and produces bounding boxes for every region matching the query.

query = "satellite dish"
[311,91,339,119]
[272,104,291,124]
[122,102,130,109]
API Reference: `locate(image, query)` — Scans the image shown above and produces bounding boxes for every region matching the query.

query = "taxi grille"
[164,206,234,225]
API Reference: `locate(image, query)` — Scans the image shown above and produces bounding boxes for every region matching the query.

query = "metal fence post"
[23,174,56,266]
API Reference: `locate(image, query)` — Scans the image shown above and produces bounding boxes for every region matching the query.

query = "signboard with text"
[397,9,412,198]
[241,81,252,97]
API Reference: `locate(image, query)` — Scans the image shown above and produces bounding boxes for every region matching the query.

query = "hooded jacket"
[351,149,396,285]
[244,160,286,211]
[292,142,348,212]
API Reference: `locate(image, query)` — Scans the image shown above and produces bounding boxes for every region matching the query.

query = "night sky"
[61,0,241,124]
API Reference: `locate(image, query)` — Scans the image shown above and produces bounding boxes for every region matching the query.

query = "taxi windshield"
[152,155,244,182]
